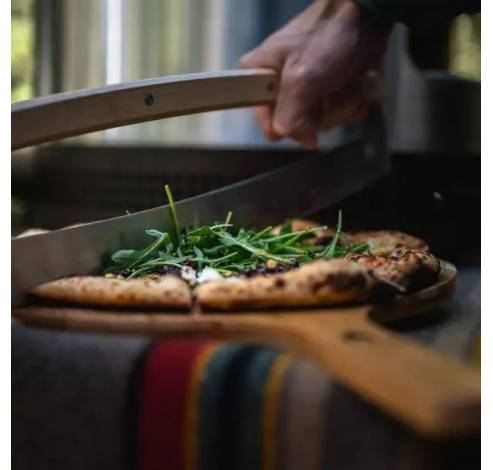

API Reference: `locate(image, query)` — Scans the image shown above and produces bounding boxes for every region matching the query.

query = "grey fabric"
[324,385,407,470]
[12,327,150,470]
[400,266,481,360]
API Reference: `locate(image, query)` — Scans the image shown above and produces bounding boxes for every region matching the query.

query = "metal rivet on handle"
[144,94,154,106]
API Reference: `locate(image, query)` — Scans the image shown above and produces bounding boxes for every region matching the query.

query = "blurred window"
[449,13,480,81]
[11,1,480,147]
[11,0,34,101]
[16,0,324,147]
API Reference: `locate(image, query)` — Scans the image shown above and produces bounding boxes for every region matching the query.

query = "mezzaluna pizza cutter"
[11,69,480,437]
[11,69,388,305]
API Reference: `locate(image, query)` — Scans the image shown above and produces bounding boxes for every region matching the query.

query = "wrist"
[316,0,384,29]
[351,0,393,31]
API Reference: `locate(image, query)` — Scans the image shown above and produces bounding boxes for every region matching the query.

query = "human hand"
[239,0,390,148]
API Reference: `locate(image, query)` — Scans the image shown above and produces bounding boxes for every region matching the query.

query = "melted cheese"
[197,267,223,284]
[180,266,197,285]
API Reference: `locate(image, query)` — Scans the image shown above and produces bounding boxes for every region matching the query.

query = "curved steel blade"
[12,109,388,306]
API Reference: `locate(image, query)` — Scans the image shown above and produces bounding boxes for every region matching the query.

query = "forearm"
[353,0,480,29]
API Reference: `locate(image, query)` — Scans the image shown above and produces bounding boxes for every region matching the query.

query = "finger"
[239,50,261,69]
[296,129,319,149]
[252,105,282,141]
[271,57,324,146]
[323,99,368,128]
[239,41,291,143]
[319,85,369,130]
[320,97,366,130]
[361,70,383,104]
[239,39,289,71]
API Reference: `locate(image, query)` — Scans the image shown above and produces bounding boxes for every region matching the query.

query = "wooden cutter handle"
[11,68,278,150]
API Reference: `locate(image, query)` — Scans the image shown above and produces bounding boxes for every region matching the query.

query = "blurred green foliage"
[450,13,481,81]
[12,0,33,232]
[11,196,26,230]
[11,0,34,102]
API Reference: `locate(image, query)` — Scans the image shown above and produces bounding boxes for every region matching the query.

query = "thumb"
[239,42,287,71]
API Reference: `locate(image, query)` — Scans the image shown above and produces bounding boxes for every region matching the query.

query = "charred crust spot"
[313,272,367,292]
[372,279,401,299]
[244,263,296,278]
[400,268,440,292]
[216,286,231,294]
[316,236,334,246]
[274,278,285,288]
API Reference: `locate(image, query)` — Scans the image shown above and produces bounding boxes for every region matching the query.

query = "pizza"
[28,188,441,311]
[30,275,192,310]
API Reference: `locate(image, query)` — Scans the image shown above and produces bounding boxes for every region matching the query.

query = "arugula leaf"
[165,184,181,244]
[103,186,367,279]
[280,221,292,235]
[320,211,343,259]
[111,249,138,264]
[145,229,165,239]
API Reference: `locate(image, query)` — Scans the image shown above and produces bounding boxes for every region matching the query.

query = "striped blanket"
[138,340,409,470]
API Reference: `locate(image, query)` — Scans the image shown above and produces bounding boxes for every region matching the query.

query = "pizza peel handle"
[275,310,480,437]
[11,69,277,150]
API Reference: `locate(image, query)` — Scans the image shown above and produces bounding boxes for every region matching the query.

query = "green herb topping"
[102,187,368,279]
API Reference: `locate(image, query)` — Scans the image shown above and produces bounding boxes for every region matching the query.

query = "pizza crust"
[271,220,428,254]
[347,248,440,292]
[344,230,429,254]
[194,258,387,311]
[29,275,192,310]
